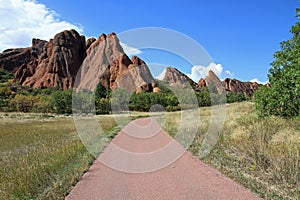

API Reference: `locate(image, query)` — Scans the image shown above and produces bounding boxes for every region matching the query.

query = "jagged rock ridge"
[0,30,155,92]
[162,67,197,89]
[223,78,260,96]
[161,67,261,96]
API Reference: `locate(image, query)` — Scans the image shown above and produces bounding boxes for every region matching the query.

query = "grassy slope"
[0,114,124,199]
[160,102,300,200]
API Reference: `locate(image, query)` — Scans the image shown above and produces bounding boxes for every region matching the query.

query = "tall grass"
[0,115,122,199]
[159,102,300,199]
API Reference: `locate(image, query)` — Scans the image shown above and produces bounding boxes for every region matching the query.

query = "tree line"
[0,80,248,114]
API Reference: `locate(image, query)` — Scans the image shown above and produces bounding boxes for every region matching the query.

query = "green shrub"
[226,92,246,103]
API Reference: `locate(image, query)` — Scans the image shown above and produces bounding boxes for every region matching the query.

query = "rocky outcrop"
[0,48,33,72]
[223,78,260,96]
[0,30,155,93]
[74,33,155,93]
[194,70,260,96]
[0,30,86,90]
[202,70,226,93]
[162,67,196,88]
[23,30,86,90]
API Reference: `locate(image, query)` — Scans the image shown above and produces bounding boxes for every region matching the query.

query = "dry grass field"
[159,102,300,200]
[1,102,299,199]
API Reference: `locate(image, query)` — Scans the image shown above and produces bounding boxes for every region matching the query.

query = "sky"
[0,0,299,83]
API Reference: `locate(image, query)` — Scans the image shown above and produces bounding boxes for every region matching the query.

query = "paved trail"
[66,118,260,200]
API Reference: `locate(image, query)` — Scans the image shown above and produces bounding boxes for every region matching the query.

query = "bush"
[196,91,211,107]
[226,92,246,103]
[9,94,51,113]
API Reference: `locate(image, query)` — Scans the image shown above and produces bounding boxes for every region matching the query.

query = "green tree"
[111,89,130,113]
[96,98,111,114]
[95,83,111,99]
[0,87,13,111]
[51,89,72,114]
[73,89,95,114]
[255,9,300,117]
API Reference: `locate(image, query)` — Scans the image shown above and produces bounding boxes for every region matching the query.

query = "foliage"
[95,83,111,99]
[195,91,211,107]
[226,92,246,103]
[0,87,13,111]
[96,98,111,114]
[110,89,130,112]
[0,69,14,83]
[129,92,168,112]
[73,89,95,114]
[0,79,251,114]
[50,89,73,114]
[255,9,300,117]
[9,94,51,113]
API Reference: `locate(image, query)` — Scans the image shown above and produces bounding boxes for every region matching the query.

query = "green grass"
[159,102,300,200]
[0,114,125,199]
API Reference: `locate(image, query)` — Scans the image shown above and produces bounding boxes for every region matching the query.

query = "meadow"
[1,102,299,199]
[160,102,300,200]
[0,113,123,199]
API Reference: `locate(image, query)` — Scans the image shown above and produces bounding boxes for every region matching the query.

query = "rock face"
[196,70,260,96]
[202,70,226,93]
[161,68,260,96]
[23,30,86,90]
[223,78,260,96]
[0,30,86,90]
[0,30,155,92]
[162,67,196,88]
[75,33,155,92]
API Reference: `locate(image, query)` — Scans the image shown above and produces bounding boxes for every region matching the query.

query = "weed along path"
[66,117,260,200]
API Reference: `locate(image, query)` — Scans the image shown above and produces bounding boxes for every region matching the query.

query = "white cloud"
[0,0,83,51]
[156,68,166,80]
[187,63,223,82]
[120,42,142,56]
[250,78,268,85]
[224,70,234,78]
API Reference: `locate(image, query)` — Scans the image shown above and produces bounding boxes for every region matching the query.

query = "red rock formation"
[23,30,86,90]
[162,67,196,88]
[75,33,155,93]
[223,78,260,96]
[0,30,86,90]
[203,70,226,93]
[197,78,206,87]
[0,30,155,93]
[196,70,260,96]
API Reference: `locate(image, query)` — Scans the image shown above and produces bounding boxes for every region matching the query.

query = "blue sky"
[1,0,299,83]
